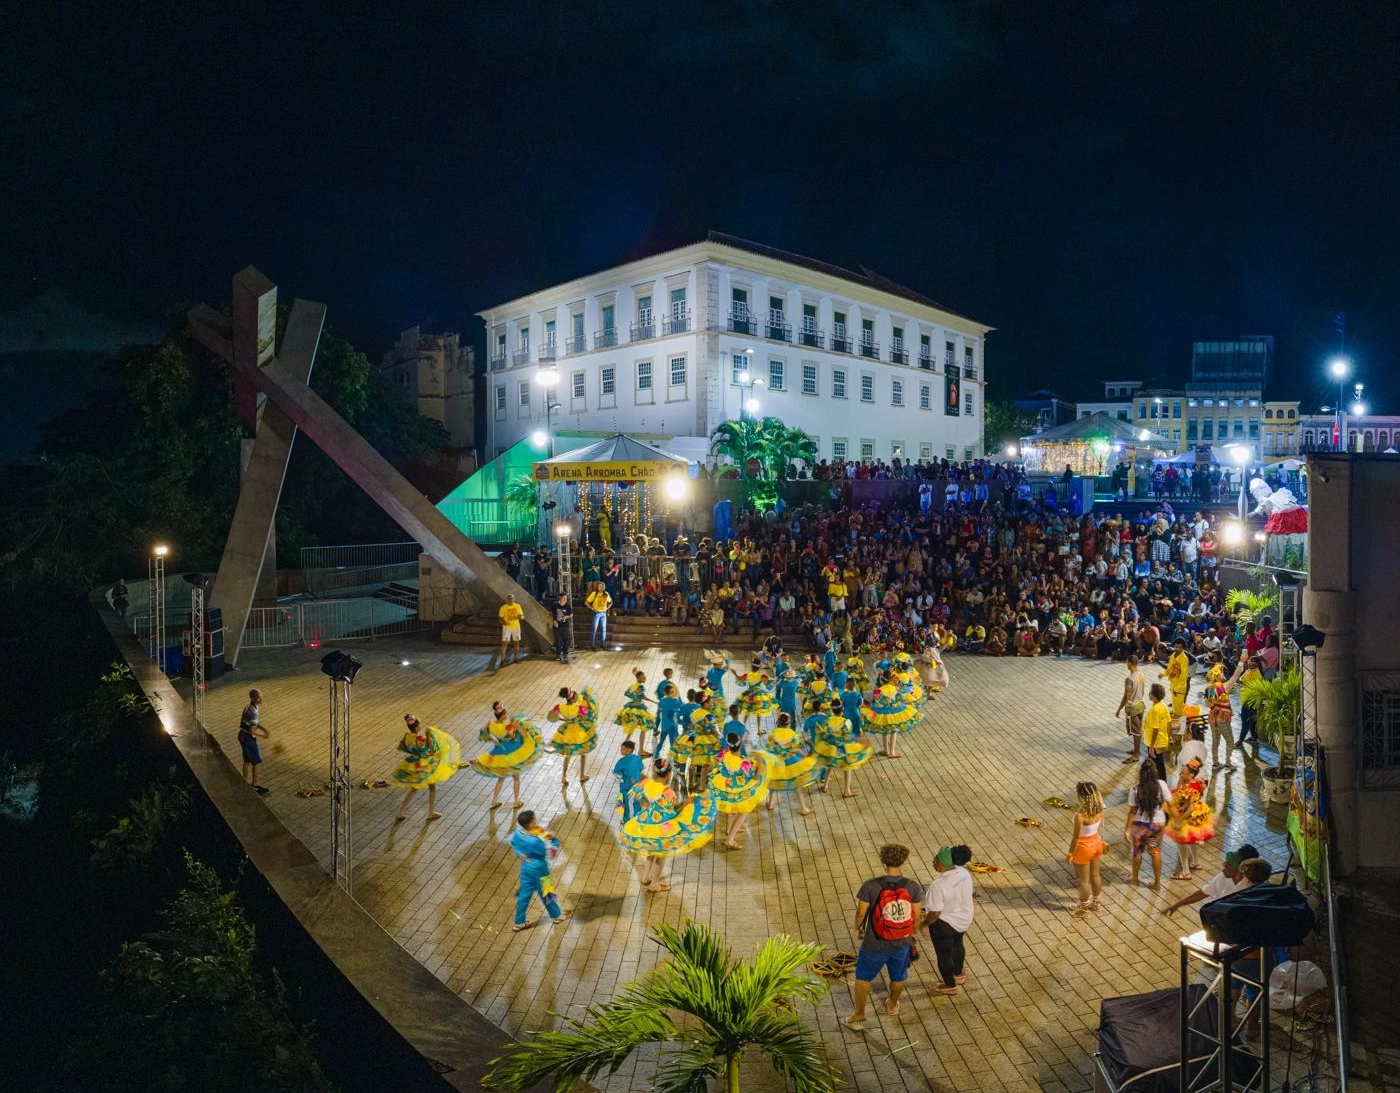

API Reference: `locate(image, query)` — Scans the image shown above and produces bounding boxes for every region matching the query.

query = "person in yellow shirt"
[1161,639,1191,730]
[827,576,848,612]
[1143,682,1172,781]
[498,593,525,667]
[585,581,613,650]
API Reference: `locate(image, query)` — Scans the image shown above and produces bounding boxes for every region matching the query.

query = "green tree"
[983,399,1039,455]
[709,416,816,480]
[1240,666,1300,757]
[483,920,839,1093]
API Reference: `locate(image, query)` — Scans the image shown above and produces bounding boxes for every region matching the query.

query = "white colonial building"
[478,232,992,465]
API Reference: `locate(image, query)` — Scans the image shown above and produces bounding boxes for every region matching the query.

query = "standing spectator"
[585,581,612,650]
[498,593,524,668]
[238,689,270,795]
[842,843,925,1030]
[1115,655,1147,764]
[923,844,975,995]
[550,592,573,664]
[1143,682,1172,780]
[1124,759,1171,889]
[110,578,129,619]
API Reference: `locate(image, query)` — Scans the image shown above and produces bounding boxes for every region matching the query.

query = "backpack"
[868,877,917,940]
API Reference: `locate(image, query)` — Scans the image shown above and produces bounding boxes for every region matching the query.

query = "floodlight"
[319,650,363,683]
[1292,624,1326,652]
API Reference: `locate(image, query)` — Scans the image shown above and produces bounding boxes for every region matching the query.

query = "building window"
[518,326,530,350]
[494,385,506,414]
[1188,398,1199,408]
[768,359,785,391]
[891,379,903,406]
[731,287,749,321]
[946,446,955,460]
[571,370,586,400]
[570,311,585,350]
[1202,419,1213,440]
[861,317,874,347]
[669,356,687,389]
[1361,680,1400,778]
[964,447,974,461]
[920,384,931,410]
[637,360,653,390]
[1234,418,1244,437]
[964,388,974,415]
[802,363,818,394]
[1173,401,1182,419]
[732,352,748,385]
[1187,419,1198,442]
[891,441,904,459]
[544,318,556,346]
[832,438,848,460]
[919,443,933,461]
[860,374,874,402]
[1249,418,1259,438]
[1172,429,1181,443]
[1138,404,1147,419]
[601,366,615,396]
[860,439,875,461]
[832,369,847,399]
[518,383,530,407]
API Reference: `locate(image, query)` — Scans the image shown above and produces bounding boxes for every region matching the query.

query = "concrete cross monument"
[190,267,550,666]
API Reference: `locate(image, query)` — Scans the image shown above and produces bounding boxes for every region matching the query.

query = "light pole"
[149,544,169,674]
[183,572,210,724]
[319,650,362,895]
[1329,356,1349,451]
[535,367,561,456]
[555,522,572,602]
[736,369,764,422]
[1225,443,1252,521]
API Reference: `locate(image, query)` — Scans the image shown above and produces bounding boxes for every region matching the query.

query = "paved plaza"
[202,640,1293,1093]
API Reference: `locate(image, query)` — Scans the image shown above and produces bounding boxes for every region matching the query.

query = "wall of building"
[480,241,989,464]
[1305,453,1400,872]
[382,328,476,450]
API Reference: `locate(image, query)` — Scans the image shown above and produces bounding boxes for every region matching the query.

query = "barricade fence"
[133,595,427,653]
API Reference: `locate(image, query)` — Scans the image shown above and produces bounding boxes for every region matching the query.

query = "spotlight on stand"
[181,572,211,589]
[1292,624,1326,654]
[1272,570,1301,588]
[320,650,363,683]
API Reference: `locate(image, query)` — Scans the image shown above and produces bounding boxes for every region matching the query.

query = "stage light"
[664,477,688,500]
[319,650,363,683]
[153,544,169,558]
[1292,624,1326,651]
[531,429,548,447]
[1221,522,1243,545]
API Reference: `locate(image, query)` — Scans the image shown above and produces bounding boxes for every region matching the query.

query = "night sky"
[4,1,1399,424]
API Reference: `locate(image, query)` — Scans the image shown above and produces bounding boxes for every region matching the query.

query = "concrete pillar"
[1305,589,1358,874]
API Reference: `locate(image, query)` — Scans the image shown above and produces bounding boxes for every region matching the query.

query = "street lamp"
[535,367,561,457]
[149,544,169,674]
[1004,443,1019,460]
[736,368,765,422]
[1328,356,1349,451]
[1224,442,1252,520]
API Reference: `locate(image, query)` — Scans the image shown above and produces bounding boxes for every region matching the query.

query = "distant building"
[1260,400,1301,458]
[1076,379,1141,422]
[1300,411,1400,453]
[477,232,993,464]
[380,327,476,450]
[1013,390,1077,432]
[1129,337,1273,453]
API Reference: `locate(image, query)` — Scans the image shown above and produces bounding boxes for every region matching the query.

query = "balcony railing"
[918,352,933,370]
[511,349,532,366]
[565,334,586,354]
[963,362,978,380]
[489,353,508,372]
[890,346,908,365]
[594,329,618,349]
[631,321,655,341]
[539,342,557,362]
[799,328,825,349]
[766,320,791,342]
[831,329,851,353]
[663,309,691,335]
[728,313,756,336]
[860,340,879,360]
[944,353,956,368]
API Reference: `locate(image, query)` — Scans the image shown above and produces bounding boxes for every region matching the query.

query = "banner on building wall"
[944,363,961,416]
[532,461,683,483]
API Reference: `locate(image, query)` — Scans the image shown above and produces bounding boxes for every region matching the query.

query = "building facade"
[1300,412,1400,453]
[380,326,476,450]
[477,232,992,465]
[1076,379,1141,422]
[1260,400,1301,458]
[1130,338,1274,453]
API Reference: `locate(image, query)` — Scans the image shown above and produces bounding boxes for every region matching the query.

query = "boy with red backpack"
[842,843,925,1031]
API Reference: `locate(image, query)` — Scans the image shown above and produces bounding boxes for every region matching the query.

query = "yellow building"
[1260,400,1300,458]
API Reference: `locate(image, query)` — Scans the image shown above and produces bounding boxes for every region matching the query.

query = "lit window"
[919,443,932,460]
[833,369,847,398]
[768,359,785,391]
[637,361,652,390]
[732,353,748,385]
[802,363,818,394]
[670,356,687,387]
[891,441,904,459]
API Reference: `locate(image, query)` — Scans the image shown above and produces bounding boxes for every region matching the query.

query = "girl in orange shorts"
[1065,781,1105,917]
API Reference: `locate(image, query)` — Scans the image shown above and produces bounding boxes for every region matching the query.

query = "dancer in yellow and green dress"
[762,713,817,817]
[614,667,656,746]
[470,701,542,812]
[733,658,779,737]
[862,681,920,759]
[546,686,599,788]
[813,700,872,798]
[801,676,833,718]
[845,654,870,691]
[889,651,926,710]
[709,730,769,849]
[671,694,722,793]
[617,757,717,892]
[393,713,462,822]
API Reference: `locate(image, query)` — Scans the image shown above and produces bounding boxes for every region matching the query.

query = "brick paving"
[202,640,1295,1093]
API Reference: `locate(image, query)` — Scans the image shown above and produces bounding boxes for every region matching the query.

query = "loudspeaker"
[1199,884,1315,948]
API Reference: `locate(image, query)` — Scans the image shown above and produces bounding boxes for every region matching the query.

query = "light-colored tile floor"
[202,641,1291,1092]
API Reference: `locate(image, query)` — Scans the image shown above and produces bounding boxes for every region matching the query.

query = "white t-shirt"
[923,865,975,933]
[1128,780,1171,825]
[1178,740,1207,770]
[1201,871,1243,901]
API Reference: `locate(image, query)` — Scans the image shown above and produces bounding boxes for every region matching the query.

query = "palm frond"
[725,935,829,1021]
[652,1042,723,1093]
[744,1012,842,1093]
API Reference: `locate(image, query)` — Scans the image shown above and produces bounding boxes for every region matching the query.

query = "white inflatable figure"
[1248,478,1308,535]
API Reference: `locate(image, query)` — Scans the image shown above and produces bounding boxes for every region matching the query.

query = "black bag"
[1199,883,1315,947]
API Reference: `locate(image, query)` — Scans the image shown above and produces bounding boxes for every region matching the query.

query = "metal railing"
[830,334,851,353]
[860,340,879,359]
[890,347,908,365]
[489,354,507,371]
[593,329,618,348]
[630,320,655,341]
[800,328,824,349]
[565,334,586,354]
[239,597,427,650]
[437,499,534,545]
[766,320,790,342]
[511,348,532,366]
[663,310,690,335]
[728,313,756,336]
[919,353,934,369]
[301,541,422,572]
[539,342,556,362]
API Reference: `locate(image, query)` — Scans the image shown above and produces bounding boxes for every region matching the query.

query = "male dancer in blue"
[822,639,838,679]
[613,740,643,821]
[722,703,749,755]
[705,655,730,700]
[508,810,570,932]
[830,660,850,696]
[840,678,864,736]
[655,682,682,760]
[776,668,800,729]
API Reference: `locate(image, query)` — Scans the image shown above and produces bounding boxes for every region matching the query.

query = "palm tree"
[1224,587,1277,628]
[1240,666,1301,760]
[758,418,816,481]
[709,418,771,478]
[502,473,539,540]
[482,920,840,1093]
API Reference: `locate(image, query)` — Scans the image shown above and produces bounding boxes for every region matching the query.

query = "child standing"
[613,740,644,822]
[509,810,571,931]
[655,683,682,761]
[722,704,749,755]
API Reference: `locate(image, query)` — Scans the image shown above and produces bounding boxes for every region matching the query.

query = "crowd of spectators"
[503,458,1265,683]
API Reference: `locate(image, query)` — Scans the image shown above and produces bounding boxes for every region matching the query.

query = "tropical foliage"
[1240,666,1301,757]
[983,399,1041,454]
[710,416,816,481]
[503,473,539,522]
[483,920,840,1093]
[1225,587,1278,628]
